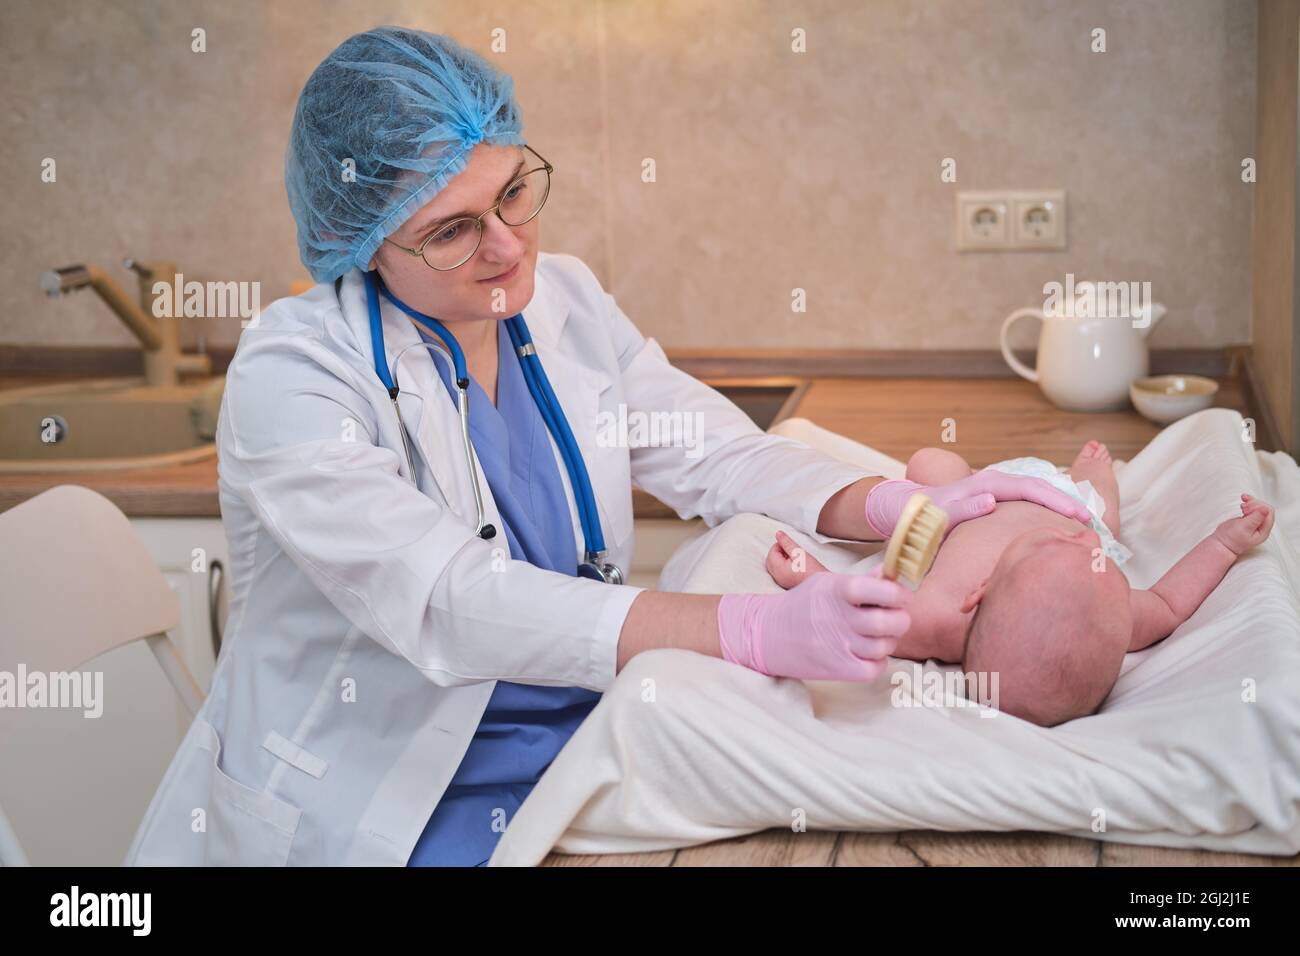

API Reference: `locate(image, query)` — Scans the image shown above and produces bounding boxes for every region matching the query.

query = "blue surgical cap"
[286,26,526,283]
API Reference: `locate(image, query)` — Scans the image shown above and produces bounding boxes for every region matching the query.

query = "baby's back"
[932,501,1083,584]
[900,501,1095,661]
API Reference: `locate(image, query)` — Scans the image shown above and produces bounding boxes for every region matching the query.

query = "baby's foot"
[765,530,828,589]
[1069,440,1121,537]
[1071,439,1113,471]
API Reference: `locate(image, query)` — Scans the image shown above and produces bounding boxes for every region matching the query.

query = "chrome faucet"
[40,258,212,387]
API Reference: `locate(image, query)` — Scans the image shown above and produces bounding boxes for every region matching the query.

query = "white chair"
[0,484,204,866]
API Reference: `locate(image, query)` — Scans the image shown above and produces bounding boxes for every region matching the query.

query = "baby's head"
[962,524,1131,727]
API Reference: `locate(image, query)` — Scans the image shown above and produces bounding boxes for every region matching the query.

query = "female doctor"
[126,26,1091,867]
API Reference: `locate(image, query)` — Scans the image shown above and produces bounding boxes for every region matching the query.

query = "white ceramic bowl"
[1129,374,1219,425]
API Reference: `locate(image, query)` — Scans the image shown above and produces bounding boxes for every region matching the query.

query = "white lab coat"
[124,252,869,865]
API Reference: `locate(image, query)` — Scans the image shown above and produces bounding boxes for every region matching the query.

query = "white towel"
[490,409,1300,865]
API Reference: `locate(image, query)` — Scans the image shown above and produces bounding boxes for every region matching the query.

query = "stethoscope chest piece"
[578,555,624,586]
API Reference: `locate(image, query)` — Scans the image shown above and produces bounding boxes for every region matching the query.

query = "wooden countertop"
[792,375,1248,466]
[0,374,1249,517]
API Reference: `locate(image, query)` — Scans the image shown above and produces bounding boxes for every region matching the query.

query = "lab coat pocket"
[591,439,635,548]
[571,365,633,549]
[546,348,633,550]
[198,720,303,866]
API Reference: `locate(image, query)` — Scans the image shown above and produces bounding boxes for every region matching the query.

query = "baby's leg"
[1068,440,1120,537]
[906,447,973,485]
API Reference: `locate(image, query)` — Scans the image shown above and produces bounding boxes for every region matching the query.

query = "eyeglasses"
[383,144,553,272]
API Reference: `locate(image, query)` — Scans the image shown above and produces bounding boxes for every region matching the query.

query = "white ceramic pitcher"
[999,282,1167,411]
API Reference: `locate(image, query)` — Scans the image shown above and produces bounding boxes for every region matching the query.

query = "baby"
[766,441,1275,727]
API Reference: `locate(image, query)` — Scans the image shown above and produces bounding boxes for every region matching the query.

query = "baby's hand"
[765,529,829,589]
[1213,494,1275,555]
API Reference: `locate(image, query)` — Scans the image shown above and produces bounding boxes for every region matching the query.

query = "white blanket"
[490,409,1300,865]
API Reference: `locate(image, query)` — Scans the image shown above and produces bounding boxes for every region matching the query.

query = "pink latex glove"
[864,475,1093,538]
[717,568,910,682]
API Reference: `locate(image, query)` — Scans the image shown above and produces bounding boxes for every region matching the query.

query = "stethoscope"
[363,270,623,585]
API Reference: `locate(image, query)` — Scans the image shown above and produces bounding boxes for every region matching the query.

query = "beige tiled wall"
[1,0,1256,352]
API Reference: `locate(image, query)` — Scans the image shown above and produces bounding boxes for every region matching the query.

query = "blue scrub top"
[406,317,602,867]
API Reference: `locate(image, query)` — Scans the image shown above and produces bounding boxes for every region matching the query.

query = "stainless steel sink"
[0,377,224,473]
[707,378,808,430]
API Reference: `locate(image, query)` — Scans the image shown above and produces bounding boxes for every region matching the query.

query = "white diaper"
[982,456,1133,565]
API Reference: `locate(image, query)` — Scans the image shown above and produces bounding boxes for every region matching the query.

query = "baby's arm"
[766,448,975,589]
[1128,494,1274,651]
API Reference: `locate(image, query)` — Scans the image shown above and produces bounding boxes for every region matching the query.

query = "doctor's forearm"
[615,591,722,671]
[816,476,887,541]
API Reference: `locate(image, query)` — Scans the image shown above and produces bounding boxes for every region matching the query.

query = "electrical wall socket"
[955,192,1010,250]
[956,189,1067,251]
[1010,190,1066,249]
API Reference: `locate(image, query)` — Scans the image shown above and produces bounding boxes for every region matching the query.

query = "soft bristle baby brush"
[880,492,949,589]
